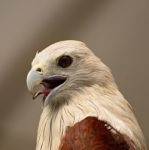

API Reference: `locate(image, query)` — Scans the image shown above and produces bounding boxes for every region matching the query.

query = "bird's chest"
[36,113,64,150]
[35,106,87,150]
[36,113,129,150]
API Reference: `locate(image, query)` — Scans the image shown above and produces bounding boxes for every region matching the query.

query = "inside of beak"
[32,76,67,100]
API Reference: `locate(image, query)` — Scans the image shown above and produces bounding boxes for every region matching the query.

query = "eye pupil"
[58,55,73,68]
[36,68,42,72]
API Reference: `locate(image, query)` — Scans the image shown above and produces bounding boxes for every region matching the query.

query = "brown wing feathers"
[60,117,129,150]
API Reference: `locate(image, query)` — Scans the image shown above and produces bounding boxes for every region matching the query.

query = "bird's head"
[27,40,115,109]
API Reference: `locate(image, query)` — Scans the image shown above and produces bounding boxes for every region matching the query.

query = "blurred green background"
[0,0,148,149]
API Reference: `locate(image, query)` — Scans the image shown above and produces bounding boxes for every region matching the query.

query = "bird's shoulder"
[59,116,129,150]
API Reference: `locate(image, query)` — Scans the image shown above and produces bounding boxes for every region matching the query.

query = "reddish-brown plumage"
[59,117,129,150]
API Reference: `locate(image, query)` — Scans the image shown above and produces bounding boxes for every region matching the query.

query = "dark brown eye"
[58,55,73,68]
[36,68,42,72]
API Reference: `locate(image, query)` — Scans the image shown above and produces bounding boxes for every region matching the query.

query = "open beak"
[26,70,67,101]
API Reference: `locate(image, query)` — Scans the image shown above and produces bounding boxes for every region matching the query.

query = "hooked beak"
[27,70,44,94]
[26,70,67,101]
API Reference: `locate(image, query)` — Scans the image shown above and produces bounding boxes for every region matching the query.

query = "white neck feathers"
[36,85,146,150]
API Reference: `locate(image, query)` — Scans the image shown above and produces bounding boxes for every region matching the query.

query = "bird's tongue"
[42,88,50,96]
[33,87,50,100]
[32,76,67,100]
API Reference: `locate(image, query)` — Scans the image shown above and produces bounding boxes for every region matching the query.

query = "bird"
[26,40,147,150]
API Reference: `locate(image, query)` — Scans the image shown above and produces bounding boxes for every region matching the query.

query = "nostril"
[36,68,42,72]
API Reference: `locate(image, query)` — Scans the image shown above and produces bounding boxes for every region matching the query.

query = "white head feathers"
[27,40,146,150]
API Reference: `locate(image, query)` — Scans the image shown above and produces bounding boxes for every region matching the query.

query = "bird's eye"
[58,55,73,68]
[36,68,42,72]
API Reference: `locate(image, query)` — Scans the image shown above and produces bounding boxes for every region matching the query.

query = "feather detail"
[36,85,146,150]
[59,117,131,150]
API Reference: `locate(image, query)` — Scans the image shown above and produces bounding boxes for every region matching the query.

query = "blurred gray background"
[0,0,148,149]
